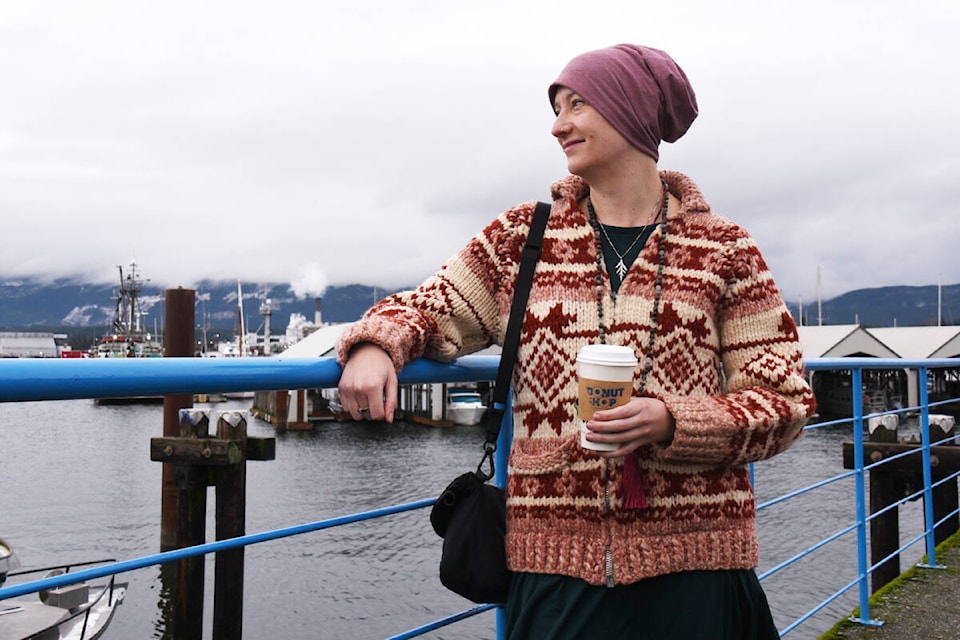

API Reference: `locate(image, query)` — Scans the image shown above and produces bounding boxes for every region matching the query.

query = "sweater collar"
[549,170,711,221]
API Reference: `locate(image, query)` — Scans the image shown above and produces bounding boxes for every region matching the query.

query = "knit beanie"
[548,44,698,161]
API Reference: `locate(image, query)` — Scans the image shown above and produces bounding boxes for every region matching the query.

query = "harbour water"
[0,399,926,639]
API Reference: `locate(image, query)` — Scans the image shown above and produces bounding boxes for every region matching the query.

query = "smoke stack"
[315,297,322,326]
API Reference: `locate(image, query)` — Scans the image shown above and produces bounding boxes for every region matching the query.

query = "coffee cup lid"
[576,344,638,366]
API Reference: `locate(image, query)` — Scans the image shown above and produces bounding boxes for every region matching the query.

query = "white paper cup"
[576,344,637,451]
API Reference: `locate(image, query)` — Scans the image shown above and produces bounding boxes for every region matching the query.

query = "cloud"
[1,0,958,305]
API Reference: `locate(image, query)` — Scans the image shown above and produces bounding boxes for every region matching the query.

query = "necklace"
[587,180,669,391]
[588,185,668,282]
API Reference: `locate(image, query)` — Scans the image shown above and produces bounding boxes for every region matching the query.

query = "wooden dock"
[822,531,960,639]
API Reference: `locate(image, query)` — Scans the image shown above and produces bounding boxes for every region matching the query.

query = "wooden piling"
[868,421,901,592]
[213,412,247,640]
[164,288,201,639]
[929,418,959,546]
[162,287,196,551]
[843,416,960,593]
[151,410,276,640]
[175,410,209,640]
[150,286,277,638]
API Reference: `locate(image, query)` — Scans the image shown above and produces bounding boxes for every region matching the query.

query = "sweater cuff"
[654,393,737,462]
[336,317,418,373]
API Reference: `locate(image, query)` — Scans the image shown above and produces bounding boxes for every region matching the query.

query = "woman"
[337,44,816,639]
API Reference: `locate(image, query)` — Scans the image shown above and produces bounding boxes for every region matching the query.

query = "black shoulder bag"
[429,200,551,604]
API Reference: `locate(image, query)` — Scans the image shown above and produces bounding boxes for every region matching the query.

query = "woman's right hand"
[338,342,398,422]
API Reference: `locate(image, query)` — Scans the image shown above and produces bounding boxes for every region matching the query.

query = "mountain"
[1,275,957,346]
[787,284,960,327]
[0,276,408,347]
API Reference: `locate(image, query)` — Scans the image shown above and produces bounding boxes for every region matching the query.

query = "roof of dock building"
[274,322,958,361]
[274,323,504,359]
[866,326,960,359]
[275,323,352,358]
[0,331,59,357]
[798,325,960,359]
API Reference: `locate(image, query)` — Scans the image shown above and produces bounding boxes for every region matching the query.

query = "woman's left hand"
[584,397,676,457]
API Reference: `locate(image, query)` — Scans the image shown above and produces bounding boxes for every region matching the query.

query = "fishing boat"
[92,262,164,404]
[93,262,162,359]
[445,389,487,426]
[0,539,127,640]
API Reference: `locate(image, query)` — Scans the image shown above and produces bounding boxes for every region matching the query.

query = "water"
[0,401,927,639]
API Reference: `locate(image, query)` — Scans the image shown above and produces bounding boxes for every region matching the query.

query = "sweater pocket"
[508,435,579,476]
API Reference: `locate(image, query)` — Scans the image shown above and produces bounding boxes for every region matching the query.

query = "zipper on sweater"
[603,460,615,587]
[604,548,614,588]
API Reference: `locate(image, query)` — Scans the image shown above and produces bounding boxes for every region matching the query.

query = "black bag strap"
[476,200,551,478]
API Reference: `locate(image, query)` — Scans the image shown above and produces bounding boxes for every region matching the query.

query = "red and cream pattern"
[338,170,816,586]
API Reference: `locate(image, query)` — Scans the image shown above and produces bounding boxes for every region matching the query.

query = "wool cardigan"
[337,170,817,587]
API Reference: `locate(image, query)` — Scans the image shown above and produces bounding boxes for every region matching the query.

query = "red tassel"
[623,454,648,510]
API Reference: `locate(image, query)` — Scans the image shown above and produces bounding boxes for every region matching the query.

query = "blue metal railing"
[771,357,960,635]
[1,355,958,639]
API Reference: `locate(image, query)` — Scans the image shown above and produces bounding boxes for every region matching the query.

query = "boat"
[0,538,127,640]
[811,368,906,419]
[445,389,487,426]
[92,262,162,359]
[94,262,163,358]
[92,262,164,405]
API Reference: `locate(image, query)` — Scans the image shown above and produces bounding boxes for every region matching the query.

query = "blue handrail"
[0,355,502,402]
[1,355,958,639]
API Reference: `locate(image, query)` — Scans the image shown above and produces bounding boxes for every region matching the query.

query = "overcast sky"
[2,0,957,305]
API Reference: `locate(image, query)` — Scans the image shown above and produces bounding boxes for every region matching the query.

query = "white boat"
[446,390,487,426]
[0,539,127,640]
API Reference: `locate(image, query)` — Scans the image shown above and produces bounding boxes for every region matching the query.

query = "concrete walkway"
[823,532,960,639]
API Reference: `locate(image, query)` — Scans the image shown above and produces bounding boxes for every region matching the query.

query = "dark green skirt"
[504,570,779,640]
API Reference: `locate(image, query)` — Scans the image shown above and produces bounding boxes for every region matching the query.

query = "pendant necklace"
[595,221,649,281]
[588,184,668,282]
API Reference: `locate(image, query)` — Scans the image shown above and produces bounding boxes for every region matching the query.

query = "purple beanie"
[549,44,698,161]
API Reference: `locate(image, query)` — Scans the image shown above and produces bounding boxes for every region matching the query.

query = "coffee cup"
[576,344,637,451]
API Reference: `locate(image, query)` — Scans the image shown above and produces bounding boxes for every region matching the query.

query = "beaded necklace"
[586,181,668,392]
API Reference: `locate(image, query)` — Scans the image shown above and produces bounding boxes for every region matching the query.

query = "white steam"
[289,264,328,300]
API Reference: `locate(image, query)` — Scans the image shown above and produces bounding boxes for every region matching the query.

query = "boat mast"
[817,265,823,326]
[118,262,146,334]
[939,273,943,327]
[237,281,245,357]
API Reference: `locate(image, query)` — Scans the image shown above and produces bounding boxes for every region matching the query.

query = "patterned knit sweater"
[337,170,817,587]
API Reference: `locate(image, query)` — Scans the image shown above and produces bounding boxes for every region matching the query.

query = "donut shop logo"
[585,384,627,409]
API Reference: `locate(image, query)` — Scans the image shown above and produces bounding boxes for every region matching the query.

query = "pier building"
[249,321,501,429]
[0,332,64,358]
[799,325,960,418]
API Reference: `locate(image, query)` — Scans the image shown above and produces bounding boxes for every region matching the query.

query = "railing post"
[917,366,946,570]
[849,366,883,627]
[494,393,513,640]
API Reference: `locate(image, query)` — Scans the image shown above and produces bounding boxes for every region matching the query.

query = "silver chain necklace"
[596,222,649,280]
[587,180,669,364]
[588,185,667,281]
